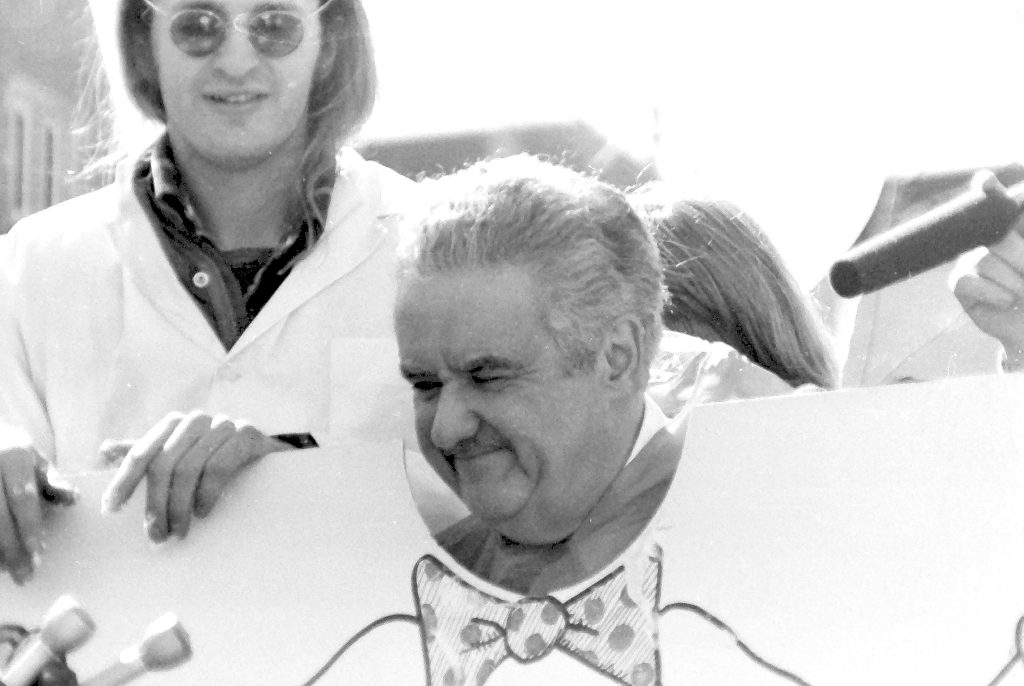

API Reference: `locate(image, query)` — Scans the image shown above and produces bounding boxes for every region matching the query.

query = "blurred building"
[0,0,96,233]
[0,1,654,233]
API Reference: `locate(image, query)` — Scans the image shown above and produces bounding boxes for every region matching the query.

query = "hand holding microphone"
[950,176,1024,370]
[830,170,1024,298]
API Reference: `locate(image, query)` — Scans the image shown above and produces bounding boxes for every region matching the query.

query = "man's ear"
[601,316,645,391]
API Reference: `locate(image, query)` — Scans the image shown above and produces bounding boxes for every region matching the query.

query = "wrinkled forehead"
[395,266,551,351]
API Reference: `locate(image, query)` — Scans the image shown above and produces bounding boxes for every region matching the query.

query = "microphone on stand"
[80,614,191,686]
[830,171,1024,298]
[0,596,95,686]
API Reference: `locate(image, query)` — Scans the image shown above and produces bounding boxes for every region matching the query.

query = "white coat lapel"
[107,162,226,358]
[228,152,393,353]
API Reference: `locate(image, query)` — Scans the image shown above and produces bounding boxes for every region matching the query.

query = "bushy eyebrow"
[399,356,524,380]
[399,364,432,381]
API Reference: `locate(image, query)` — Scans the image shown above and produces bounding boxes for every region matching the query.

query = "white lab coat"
[0,148,415,471]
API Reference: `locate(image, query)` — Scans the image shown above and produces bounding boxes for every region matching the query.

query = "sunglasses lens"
[248,11,304,57]
[170,9,225,57]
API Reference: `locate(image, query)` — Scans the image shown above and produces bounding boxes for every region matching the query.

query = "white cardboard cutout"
[4,374,1024,685]
[668,372,1024,686]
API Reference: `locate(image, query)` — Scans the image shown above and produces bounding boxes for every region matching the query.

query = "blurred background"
[2,0,1022,379]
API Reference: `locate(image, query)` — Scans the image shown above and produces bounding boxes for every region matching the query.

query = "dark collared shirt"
[132,136,322,350]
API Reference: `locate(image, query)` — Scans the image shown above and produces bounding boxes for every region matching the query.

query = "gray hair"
[399,155,664,378]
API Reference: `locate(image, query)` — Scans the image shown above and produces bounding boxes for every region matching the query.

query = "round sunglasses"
[163,7,314,58]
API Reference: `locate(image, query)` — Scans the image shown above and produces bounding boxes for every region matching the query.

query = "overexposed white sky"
[365,0,1024,286]
[86,0,1024,286]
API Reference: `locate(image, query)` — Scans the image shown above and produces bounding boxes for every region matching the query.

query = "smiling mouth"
[445,447,512,472]
[205,93,267,105]
[444,451,481,472]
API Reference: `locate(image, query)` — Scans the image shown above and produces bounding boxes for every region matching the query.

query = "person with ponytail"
[632,186,839,416]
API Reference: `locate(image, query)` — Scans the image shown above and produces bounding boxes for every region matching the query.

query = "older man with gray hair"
[394,153,677,595]
[392,155,813,686]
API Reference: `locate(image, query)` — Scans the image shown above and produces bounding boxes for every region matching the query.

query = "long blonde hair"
[633,187,839,389]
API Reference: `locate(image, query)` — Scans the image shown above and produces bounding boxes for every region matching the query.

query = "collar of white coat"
[113,146,399,268]
[110,147,410,356]
[626,393,669,467]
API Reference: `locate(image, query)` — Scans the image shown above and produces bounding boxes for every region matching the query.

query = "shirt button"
[192,271,210,288]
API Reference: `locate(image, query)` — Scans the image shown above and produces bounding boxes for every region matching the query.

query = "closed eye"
[471,373,508,387]
[400,367,442,396]
[466,357,520,389]
[412,380,442,394]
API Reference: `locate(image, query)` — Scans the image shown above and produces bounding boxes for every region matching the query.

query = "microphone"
[830,171,1024,298]
[80,613,192,686]
[0,596,95,686]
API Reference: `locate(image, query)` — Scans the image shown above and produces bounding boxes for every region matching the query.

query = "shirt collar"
[626,394,670,466]
[149,134,202,232]
[146,133,315,250]
[149,134,179,199]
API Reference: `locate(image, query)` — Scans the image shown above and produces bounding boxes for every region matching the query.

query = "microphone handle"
[80,659,145,686]
[830,179,1024,297]
[0,641,53,686]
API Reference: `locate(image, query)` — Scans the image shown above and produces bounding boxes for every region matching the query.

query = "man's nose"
[429,387,479,452]
[211,21,260,75]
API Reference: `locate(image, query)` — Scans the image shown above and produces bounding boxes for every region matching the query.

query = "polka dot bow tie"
[413,552,662,685]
